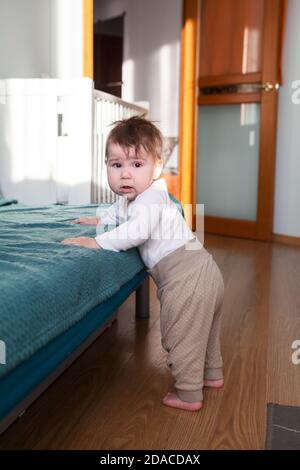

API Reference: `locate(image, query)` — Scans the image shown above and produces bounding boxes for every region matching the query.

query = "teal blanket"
[0,202,144,377]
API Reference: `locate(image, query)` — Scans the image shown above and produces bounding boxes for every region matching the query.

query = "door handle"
[239,82,280,93]
[200,82,281,95]
[261,82,280,92]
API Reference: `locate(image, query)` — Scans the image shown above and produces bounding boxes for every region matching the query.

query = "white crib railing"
[92,90,148,204]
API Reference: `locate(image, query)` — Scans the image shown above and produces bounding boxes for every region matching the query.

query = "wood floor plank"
[1,235,300,449]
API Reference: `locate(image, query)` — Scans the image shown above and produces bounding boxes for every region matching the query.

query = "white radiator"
[92,90,148,204]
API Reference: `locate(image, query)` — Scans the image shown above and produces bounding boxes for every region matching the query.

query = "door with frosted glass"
[196,0,286,241]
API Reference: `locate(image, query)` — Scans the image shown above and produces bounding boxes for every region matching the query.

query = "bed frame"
[0,276,149,435]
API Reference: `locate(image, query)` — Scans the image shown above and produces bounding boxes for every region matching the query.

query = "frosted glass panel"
[197,104,260,221]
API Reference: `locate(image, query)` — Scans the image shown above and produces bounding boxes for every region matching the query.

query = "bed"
[0,193,182,434]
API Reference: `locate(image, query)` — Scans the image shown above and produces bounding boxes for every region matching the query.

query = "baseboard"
[272,233,300,247]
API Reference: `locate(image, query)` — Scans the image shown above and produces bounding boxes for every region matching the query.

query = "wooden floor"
[1,234,300,450]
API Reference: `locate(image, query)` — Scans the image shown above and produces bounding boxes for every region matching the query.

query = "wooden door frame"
[178,0,200,229]
[83,0,94,78]
[179,0,285,241]
[256,0,282,240]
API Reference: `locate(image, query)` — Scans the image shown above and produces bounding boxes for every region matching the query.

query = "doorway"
[179,0,287,241]
[196,0,286,241]
[93,15,124,98]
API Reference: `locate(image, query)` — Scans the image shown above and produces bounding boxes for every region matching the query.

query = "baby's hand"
[61,237,101,249]
[71,217,99,225]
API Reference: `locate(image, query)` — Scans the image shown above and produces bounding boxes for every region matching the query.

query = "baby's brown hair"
[105,115,163,163]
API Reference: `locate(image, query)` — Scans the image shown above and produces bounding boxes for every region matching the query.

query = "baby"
[61,116,225,411]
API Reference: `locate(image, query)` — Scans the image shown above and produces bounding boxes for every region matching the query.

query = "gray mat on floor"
[266,403,300,449]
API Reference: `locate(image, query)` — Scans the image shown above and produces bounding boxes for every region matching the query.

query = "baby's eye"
[112,163,122,168]
[134,162,143,168]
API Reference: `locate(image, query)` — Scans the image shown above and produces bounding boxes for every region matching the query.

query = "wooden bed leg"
[136,276,150,319]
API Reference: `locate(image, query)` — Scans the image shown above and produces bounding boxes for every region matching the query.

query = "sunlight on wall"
[158,44,172,130]
[149,40,180,136]
[122,59,135,102]
[50,0,83,78]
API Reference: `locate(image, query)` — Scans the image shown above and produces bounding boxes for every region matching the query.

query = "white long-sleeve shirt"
[95,178,201,269]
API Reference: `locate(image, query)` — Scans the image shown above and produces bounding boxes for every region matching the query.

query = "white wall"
[94,0,182,140]
[273,0,300,237]
[0,0,83,79]
[0,0,51,78]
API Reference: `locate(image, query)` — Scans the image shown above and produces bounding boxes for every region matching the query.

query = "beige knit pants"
[149,242,224,402]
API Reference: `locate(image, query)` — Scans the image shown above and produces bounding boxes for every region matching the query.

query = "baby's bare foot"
[203,378,224,389]
[162,393,203,411]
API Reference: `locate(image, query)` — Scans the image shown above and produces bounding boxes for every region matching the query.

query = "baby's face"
[106,143,162,201]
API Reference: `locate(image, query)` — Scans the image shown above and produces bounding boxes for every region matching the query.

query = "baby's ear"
[153,159,163,179]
